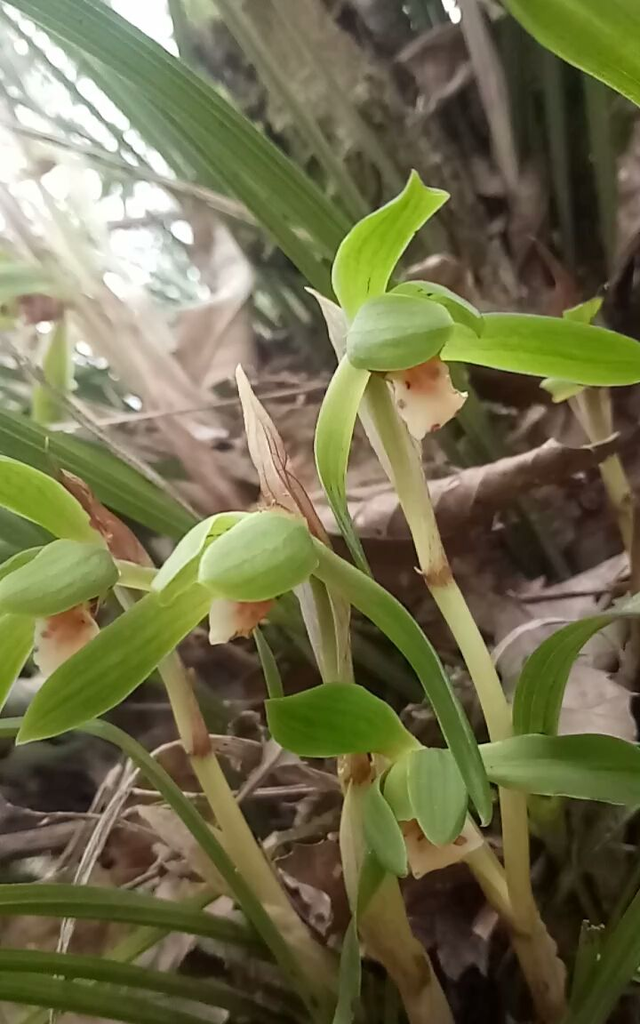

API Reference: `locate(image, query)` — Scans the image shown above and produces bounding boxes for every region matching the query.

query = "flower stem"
[366,379,566,1021]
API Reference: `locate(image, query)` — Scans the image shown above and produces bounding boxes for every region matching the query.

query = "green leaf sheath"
[407,747,468,845]
[482,733,640,805]
[266,682,417,758]
[17,586,212,742]
[0,541,117,616]
[441,313,640,385]
[504,0,640,110]
[199,511,319,602]
[0,456,97,542]
[346,294,454,371]
[0,411,196,539]
[311,543,492,823]
[0,613,34,711]
[314,357,371,574]
[513,594,640,735]
[332,171,449,318]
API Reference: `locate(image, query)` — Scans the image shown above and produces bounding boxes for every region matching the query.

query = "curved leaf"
[362,777,408,877]
[346,293,453,371]
[513,595,640,735]
[392,281,484,336]
[17,586,212,743]
[442,313,640,385]
[314,356,371,574]
[0,456,97,542]
[407,747,468,846]
[482,733,640,804]
[0,613,34,711]
[504,0,640,110]
[332,172,448,319]
[266,682,416,759]
[0,540,117,616]
[311,543,492,824]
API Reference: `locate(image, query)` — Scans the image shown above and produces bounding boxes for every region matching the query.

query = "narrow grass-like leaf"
[17,586,212,742]
[504,0,640,110]
[314,357,371,573]
[32,320,73,426]
[407,748,468,846]
[332,172,449,319]
[199,511,318,602]
[570,923,605,1008]
[0,716,329,1008]
[311,543,492,823]
[481,733,640,805]
[0,259,60,303]
[266,682,417,758]
[0,949,268,1018]
[442,313,640,385]
[0,614,34,711]
[513,595,640,735]
[362,777,408,877]
[0,456,97,542]
[0,410,197,539]
[0,883,255,946]
[392,281,484,336]
[0,507,51,551]
[565,888,640,1024]
[0,540,117,616]
[346,294,453,371]
[0,973,236,1024]
[254,626,284,699]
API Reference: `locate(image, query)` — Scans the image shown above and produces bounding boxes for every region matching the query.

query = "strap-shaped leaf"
[314,357,371,574]
[442,313,640,385]
[0,410,196,540]
[392,281,484,336]
[17,586,212,743]
[332,172,448,319]
[0,540,117,616]
[198,511,318,602]
[346,293,453,371]
[266,682,417,759]
[311,543,492,824]
[481,733,640,805]
[362,777,408,877]
[0,613,34,711]
[513,594,640,735]
[0,457,97,542]
[407,748,468,846]
[505,0,640,110]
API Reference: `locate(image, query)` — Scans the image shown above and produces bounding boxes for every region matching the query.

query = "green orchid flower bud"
[392,280,484,336]
[346,292,454,372]
[198,510,318,602]
[0,539,117,617]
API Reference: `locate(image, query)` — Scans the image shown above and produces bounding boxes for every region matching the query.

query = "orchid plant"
[3,178,640,1024]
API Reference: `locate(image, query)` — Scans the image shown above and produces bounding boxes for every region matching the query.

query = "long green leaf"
[332,171,448,319]
[565,888,640,1024]
[442,313,640,385]
[0,456,96,542]
[266,682,417,758]
[0,540,117,616]
[0,949,267,1018]
[513,595,640,735]
[0,613,34,711]
[311,543,492,823]
[0,973,230,1024]
[8,0,347,290]
[0,409,196,539]
[18,586,212,742]
[0,883,255,946]
[314,357,371,574]
[481,733,640,805]
[504,0,640,110]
